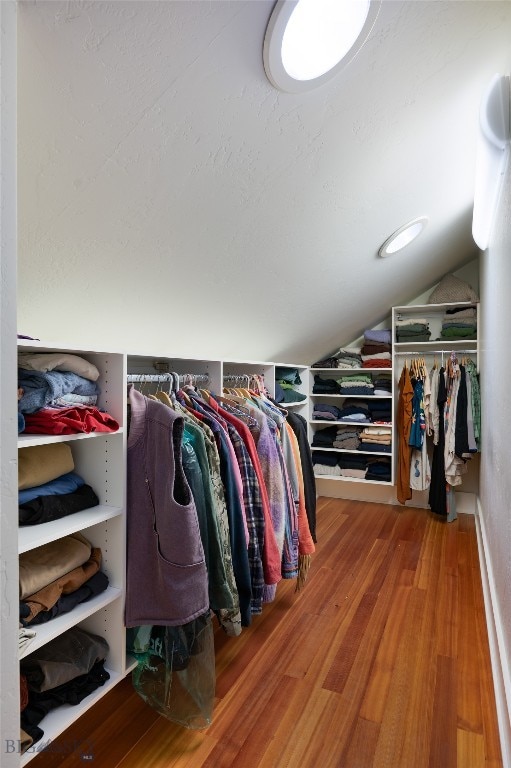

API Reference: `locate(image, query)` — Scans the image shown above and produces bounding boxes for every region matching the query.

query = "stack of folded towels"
[333,425,361,450]
[361,329,392,368]
[336,373,374,396]
[440,306,477,340]
[395,317,431,343]
[358,426,392,453]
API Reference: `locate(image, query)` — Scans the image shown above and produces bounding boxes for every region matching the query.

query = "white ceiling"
[17,1,511,364]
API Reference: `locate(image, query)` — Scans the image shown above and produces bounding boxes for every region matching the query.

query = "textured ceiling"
[17,1,511,364]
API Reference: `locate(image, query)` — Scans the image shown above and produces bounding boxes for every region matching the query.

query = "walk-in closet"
[2,1,511,766]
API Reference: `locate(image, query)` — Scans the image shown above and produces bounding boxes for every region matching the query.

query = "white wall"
[0,2,21,762]
[479,149,511,764]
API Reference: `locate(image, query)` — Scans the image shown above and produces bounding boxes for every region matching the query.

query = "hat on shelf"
[427,273,479,304]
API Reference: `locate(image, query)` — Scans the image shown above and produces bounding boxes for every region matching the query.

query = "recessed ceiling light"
[379,217,429,258]
[263,0,381,94]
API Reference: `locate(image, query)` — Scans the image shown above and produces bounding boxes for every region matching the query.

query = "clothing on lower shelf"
[395,318,431,343]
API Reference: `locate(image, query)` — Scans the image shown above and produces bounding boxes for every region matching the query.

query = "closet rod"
[127,373,210,383]
[393,350,476,356]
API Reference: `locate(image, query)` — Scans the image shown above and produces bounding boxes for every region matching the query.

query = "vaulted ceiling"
[17,1,511,363]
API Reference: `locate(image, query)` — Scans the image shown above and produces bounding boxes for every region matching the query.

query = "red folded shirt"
[23,406,119,435]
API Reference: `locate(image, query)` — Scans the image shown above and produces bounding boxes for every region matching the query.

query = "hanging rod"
[127,373,210,383]
[222,373,263,381]
[393,349,477,356]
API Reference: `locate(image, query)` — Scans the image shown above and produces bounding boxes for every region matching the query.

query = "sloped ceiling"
[17,1,511,364]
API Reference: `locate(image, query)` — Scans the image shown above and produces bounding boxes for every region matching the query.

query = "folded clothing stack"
[18,443,100,526]
[395,318,431,343]
[312,451,342,476]
[311,426,338,447]
[312,403,342,421]
[361,329,392,368]
[275,367,307,403]
[358,426,392,453]
[367,400,392,424]
[333,425,361,450]
[336,373,374,396]
[20,627,110,751]
[365,457,392,482]
[440,306,477,340]
[312,375,340,394]
[311,357,339,369]
[18,352,119,435]
[19,532,108,626]
[337,400,372,423]
[334,347,362,369]
[338,453,368,479]
[373,373,392,396]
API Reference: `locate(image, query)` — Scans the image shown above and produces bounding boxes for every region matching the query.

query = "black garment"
[285,411,317,543]
[312,376,340,394]
[311,357,338,368]
[311,426,338,447]
[21,661,110,745]
[429,368,448,517]
[312,451,339,467]
[26,571,109,626]
[455,365,470,458]
[19,484,99,526]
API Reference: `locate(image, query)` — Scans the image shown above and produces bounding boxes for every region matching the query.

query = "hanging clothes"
[428,368,448,517]
[125,385,209,627]
[396,364,414,505]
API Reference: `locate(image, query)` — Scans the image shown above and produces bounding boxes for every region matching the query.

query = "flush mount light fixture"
[378,217,429,258]
[263,0,381,93]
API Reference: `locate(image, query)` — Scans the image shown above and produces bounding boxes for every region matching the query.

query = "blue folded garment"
[18,369,101,414]
[18,471,85,504]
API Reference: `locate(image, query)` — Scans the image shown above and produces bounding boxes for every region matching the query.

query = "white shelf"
[19,587,122,660]
[18,428,123,448]
[393,301,478,315]
[311,419,392,427]
[310,393,391,398]
[394,340,477,353]
[20,666,125,766]
[314,474,391,485]
[19,506,124,554]
[312,447,392,457]
[310,367,391,373]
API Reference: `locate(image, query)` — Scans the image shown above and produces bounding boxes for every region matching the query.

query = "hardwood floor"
[30,498,502,768]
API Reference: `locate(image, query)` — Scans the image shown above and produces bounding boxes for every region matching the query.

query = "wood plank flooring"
[30,498,502,768]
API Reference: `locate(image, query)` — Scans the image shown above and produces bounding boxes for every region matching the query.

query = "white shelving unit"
[392,302,479,357]
[308,367,393,485]
[391,300,480,504]
[17,342,129,766]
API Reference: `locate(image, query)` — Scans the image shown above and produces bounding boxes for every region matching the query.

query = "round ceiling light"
[263,0,381,93]
[379,217,429,258]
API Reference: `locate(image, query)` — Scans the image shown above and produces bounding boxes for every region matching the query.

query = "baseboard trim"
[315,479,476,515]
[475,496,511,767]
